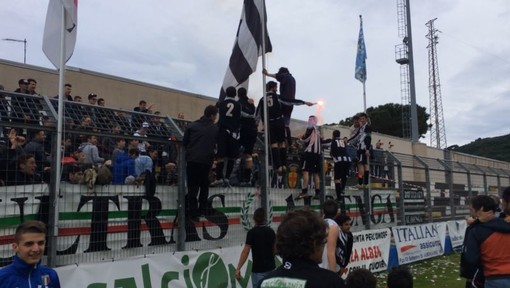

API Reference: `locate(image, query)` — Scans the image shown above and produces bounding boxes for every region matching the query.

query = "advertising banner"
[392,223,444,265]
[447,220,467,248]
[56,246,263,288]
[343,228,391,278]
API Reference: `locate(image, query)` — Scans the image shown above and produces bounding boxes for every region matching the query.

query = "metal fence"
[0,91,509,268]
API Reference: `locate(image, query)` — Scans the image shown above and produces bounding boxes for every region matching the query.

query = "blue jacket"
[112,151,135,184]
[0,255,61,288]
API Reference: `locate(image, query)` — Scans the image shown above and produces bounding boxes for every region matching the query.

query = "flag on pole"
[43,0,78,69]
[355,15,367,83]
[219,0,272,101]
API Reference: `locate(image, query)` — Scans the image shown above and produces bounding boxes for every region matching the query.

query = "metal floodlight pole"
[2,38,27,64]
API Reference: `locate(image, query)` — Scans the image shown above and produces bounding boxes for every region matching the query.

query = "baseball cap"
[18,79,28,85]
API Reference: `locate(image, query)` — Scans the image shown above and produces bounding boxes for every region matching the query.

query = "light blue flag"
[355,15,367,83]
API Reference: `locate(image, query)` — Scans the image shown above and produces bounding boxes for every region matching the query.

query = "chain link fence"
[0,91,509,268]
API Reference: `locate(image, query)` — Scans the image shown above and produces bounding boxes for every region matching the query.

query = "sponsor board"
[392,223,444,265]
[55,246,279,288]
[343,228,391,278]
[0,184,397,266]
[446,220,467,248]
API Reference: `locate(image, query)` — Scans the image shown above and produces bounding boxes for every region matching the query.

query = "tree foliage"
[337,103,430,139]
[450,134,510,162]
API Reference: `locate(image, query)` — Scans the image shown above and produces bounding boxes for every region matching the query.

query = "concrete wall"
[2,58,509,186]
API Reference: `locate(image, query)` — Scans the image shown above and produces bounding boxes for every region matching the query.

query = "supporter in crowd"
[54,83,73,101]
[183,105,218,222]
[133,100,152,126]
[319,199,340,272]
[26,78,39,95]
[79,115,95,132]
[263,67,296,145]
[260,208,345,288]
[131,148,152,177]
[111,138,126,164]
[213,86,241,187]
[0,220,61,287]
[73,95,82,102]
[345,268,377,288]
[0,129,26,185]
[0,85,8,137]
[133,99,152,113]
[176,112,188,130]
[87,93,98,105]
[348,112,372,188]
[112,144,135,185]
[83,94,98,122]
[100,122,121,160]
[14,78,28,94]
[148,111,168,137]
[148,146,159,174]
[97,98,105,106]
[79,135,105,166]
[335,213,354,273]
[133,122,151,154]
[462,195,510,288]
[158,137,178,185]
[387,266,414,288]
[501,186,510,221]
[6,153,43,186]
[23,129,51,177]
[64,164,84,184]
[237,87,257,186]
[236,208,276,288]
[10,78,41,129]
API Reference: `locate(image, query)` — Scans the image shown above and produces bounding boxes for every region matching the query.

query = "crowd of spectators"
[0,78,182,187]
[0,78,391,190]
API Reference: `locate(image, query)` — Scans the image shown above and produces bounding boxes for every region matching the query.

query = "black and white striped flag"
[219,0,272,101]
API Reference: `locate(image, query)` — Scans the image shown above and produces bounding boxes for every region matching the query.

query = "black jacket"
[183,116,218,165]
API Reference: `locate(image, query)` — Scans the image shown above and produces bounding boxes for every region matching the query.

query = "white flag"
[219,0,271,101]
[43,0,78,69]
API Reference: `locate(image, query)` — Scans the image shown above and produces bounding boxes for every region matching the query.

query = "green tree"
[337,103,430,139]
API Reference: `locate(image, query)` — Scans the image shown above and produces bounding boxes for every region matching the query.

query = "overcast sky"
[1,0,509,146]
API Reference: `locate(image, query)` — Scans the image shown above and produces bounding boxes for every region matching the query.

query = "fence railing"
[0,91,509,268]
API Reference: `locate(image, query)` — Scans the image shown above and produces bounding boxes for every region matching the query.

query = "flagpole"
[260,0,271,217]
[48,3,66,267]
[363,81,367,113]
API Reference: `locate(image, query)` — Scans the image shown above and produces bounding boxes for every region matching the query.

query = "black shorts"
[240,124,257,155]
[217,129,239,158]
[268,118,285,144]
[357,149,368,165]
[301,152,321,173]
[334,161,350,180]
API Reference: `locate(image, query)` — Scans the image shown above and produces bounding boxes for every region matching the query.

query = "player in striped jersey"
[330,130,351,211]
[214,86,241,186]
[256,81,314,173]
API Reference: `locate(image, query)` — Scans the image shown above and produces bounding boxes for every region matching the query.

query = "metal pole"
[362,82,367,113]
[405,0,419,142]
[48,4,66,268]
[23,38,27,64]
[2,38,27,64]
[260,0,271,218]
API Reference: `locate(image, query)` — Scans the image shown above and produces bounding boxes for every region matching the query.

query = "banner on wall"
[447,220,467,248]
[392,223,444,265]
[343,228,391,277]
[55,246,264,288]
